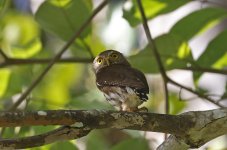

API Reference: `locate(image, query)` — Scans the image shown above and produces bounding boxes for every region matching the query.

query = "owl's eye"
[110,53,118,59]
[96,58,103,64]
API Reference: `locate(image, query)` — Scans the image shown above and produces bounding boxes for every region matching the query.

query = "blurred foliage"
[123,0,190,27]
[35,0,95,57]
[35,0,92,40]
[86,130,109,150]
[0,68,10,97]
[129,33,192,73]
[169,94,186,115]
[0,0,226,149]
[111,138,150,150]
[0,11,41,58]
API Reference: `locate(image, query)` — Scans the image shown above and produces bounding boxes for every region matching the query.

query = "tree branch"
[8,0,108,111]
[168,78,225,107]
[0,126,90,149]
[180,66,227,75]
[136,0,168,79]
[0,109,226,149]
[0,57,93,68]
[136,0,169,118]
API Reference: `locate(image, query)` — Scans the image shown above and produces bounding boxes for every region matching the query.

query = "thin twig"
[160,54,227,75]
[0,126,90,149]
[136,0,169,114]
[80,39,95,59]
[136,0,167,78]
[168,78,225,107]
[8,0,108,111]
[180,93,223,101]
[180,66,227,75]
[136,0,170,140]
[0,57,92,68]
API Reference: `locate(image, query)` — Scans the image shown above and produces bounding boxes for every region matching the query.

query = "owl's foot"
[121,105,148,112]
[137,107,148,112]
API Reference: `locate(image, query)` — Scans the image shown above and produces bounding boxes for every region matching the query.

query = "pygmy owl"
[93,50,149,112]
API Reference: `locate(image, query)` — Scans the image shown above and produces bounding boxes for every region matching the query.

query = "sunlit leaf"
[123,0,190,27]
[11,38,42,58]
[111,138,150,150]
[0,68,11,98]
[170,8,227,41]
[194,30,227,79]
[0,11,42,58]
[212,53,227,69]
[35,0,92,41]
[129,33,192,73]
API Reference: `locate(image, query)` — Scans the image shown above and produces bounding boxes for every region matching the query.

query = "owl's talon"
[138,107,148,112]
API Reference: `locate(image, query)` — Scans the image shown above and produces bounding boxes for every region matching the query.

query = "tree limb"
[0,126,90,149]
[168,78,225,107]
[0,57,92,68]
[0,108,226,149]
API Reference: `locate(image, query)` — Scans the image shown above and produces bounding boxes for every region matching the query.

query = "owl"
[93,50,149,112]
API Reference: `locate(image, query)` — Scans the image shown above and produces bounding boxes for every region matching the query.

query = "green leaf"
[170,8,227,41]
[35,0,92,41]
[0,68,11,98]
[33,126,56,135]
[3,66,34,98]
[36,64,83,108]
[129,33,192,73]
[1,127,15,138]
[69,89,112,110]
[10,38,42,58]
[86,130,109,150]
[197,30,227,68]
[123,0,190,27]
[111,138,150,150]
[169,94,186,114]
[0,11,42,58]
[212,53,227,69]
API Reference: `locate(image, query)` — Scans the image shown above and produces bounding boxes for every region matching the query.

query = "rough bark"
[0,108,226,149]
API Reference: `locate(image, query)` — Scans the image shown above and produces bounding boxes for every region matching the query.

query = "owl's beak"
[105,57,110,66]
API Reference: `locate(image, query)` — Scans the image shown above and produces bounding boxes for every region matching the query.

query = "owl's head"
[93,50,130,73]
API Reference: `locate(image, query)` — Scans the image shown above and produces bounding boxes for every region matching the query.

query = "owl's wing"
[96,65,149,94]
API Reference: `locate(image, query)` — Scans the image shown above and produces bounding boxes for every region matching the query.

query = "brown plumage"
[93,50,149,112]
